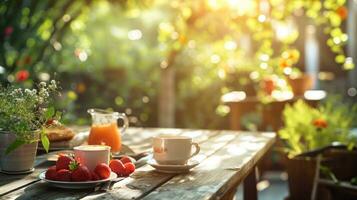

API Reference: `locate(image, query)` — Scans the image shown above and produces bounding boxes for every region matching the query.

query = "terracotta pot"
[0,132,39,172]
[287,74,313,96]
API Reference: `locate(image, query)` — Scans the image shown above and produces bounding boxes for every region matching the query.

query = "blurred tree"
[0,0,94,84]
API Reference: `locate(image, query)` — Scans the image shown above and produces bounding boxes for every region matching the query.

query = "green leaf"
[41,134,50,153]
[320,165,339,184]
[347,142,355,150]
[69,160,79,171]
[45,107,55,120]
[55,111,62,120]
[5,139,26,155]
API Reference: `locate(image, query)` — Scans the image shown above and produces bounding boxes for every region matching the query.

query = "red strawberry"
[69,160,91,182]
[91,171,100,181]
[71,165,91,182]
[123,162,135,176]
[56,169,71,181]
[56,155,74,171]
[45,166,58,180]
[94,163,111,179]
[109,159,126,176]
[120,156,133,164]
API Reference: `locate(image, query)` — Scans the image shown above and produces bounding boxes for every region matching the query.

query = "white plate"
[0,168,35,175]
[147,159,199,173]
[39,171,118,189]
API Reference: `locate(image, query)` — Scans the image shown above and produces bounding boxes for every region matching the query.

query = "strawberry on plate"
[45,165,58,180]
[56,154,74,171]
[91,171,100,181]
[109,159,126,176]
[120,156,133,164]
[69,161,91,182]
[123,162,135,176]
[94,163,111,179]
[56,169,71,181]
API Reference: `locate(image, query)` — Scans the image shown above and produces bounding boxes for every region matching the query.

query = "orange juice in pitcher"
[87,109,128,153]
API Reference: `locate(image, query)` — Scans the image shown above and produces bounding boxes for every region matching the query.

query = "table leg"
[229,103,241,130]
[243,167,257,200]
[220,187,237,200]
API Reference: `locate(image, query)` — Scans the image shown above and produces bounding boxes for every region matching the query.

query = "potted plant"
[287,72,313,96]
[279,98,357,200]
[0,80,59,173]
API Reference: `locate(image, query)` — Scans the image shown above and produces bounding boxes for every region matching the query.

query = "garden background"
[1,0,356,130]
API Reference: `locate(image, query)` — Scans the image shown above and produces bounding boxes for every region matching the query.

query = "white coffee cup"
[152,135,200,165]
[73,145,111,171]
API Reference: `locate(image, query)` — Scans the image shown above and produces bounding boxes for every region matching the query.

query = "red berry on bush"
[15,70,29,82]
[4,26,13,37]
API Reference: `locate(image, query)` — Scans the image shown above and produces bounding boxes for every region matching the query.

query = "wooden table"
[0,128,275,200]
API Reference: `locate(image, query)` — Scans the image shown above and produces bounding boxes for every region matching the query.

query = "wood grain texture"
[142,132,275,200]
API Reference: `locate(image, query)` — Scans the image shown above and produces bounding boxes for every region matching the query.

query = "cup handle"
[118,113,129,134]
[190,142,200,158]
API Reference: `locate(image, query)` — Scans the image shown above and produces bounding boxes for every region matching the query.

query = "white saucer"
[147,159,199,173]
[39,171,118,189]
[0,168,35,175]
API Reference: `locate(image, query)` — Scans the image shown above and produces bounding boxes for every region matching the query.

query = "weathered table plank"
[142,132,275,200]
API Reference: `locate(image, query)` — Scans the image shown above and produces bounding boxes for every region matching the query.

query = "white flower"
[49,80,57,90]
[38,97,44,104]
[39,82,46,88]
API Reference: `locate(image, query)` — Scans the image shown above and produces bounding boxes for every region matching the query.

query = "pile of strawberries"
[45,154,136,182]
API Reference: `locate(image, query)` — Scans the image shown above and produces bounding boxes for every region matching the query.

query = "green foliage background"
[279,98,357,157]
[0,0,353,129]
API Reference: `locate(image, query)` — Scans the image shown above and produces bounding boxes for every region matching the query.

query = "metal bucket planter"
[286,146,357,200]
[0,131,39,173]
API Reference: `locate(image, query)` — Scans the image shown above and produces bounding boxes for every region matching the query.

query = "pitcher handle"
[118,113,129,134]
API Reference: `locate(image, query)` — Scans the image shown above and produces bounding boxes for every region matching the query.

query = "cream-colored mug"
[73,145,111,171]
[152,135,200,165]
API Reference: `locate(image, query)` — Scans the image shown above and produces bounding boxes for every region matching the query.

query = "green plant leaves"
[41,130,50,153]
[280,97,357,157]
[45,107,55,120]
[320,165,339,184]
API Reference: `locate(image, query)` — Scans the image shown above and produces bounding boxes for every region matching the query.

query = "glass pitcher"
[87,109,129,153]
